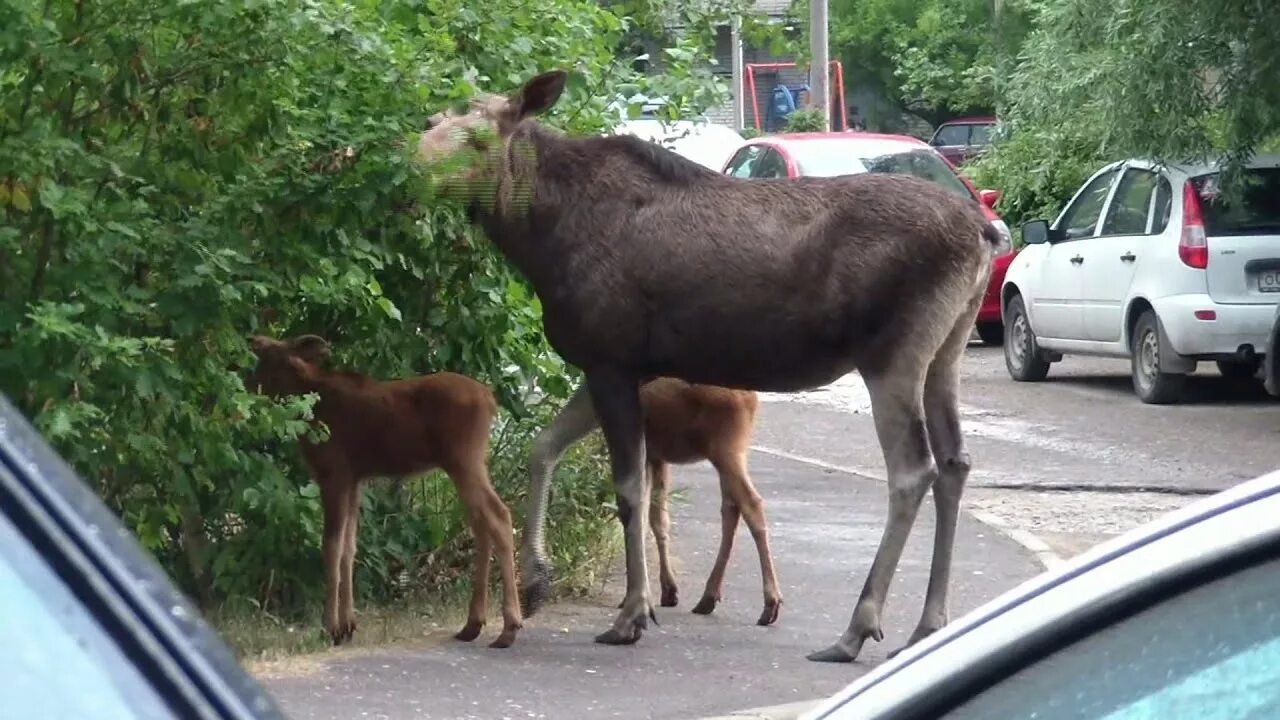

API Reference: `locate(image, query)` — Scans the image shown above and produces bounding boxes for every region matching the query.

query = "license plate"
[1260,270,1280,293]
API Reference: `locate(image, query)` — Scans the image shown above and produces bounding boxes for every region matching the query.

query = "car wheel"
[1004,295,1050,381]
[1131,310,1186,404]
[1216,358,1261,381]
[976,321,1004,346]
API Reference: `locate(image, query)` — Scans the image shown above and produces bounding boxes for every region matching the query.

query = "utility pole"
[731,15,745,130]
[809,0,830,130]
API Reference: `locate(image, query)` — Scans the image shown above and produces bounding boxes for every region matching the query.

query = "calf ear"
[512,71,567,119]
[249,335,273,354]
[289,334,331,363]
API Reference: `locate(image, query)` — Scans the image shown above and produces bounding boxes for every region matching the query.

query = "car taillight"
[1179,182,1208,269]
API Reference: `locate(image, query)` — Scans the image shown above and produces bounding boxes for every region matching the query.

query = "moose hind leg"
[587,368,655,645]
[891,323,972,657]
[522,385,598,617]
[808,369,936,663]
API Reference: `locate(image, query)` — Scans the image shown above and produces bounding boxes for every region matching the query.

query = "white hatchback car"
[1002,155,1280,403]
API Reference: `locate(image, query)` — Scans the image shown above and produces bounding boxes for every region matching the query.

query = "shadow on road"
[1046,373,1278,406]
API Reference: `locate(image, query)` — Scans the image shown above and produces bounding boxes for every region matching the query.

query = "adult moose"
[416,71,1002,662]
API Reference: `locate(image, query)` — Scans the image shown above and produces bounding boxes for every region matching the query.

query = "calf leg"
[455,505,491,643]
[714,451,783,626]
[521,385,599,617]
[692,489,739,616]
[336,483,361,643]
[809,366,935,663]
[586,368,655,645]
[480,480,522,648]
[318,478,352,645]
[648,460,679,607]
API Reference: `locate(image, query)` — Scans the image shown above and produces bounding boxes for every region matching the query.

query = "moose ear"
[249,335,274,354]
[512,71,567,119]
[288,334,331,363]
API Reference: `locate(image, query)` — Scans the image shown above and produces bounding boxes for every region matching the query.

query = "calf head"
[416,70,567,201]
[246,334,331,397]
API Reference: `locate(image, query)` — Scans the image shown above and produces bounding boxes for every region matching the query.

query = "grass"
[212,518,623,671]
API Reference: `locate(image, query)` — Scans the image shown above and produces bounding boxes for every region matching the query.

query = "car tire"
[1216,358,1261,381]
[1004,295,1050,381]
[976,322,1004,346]
[1131,310,1186,404]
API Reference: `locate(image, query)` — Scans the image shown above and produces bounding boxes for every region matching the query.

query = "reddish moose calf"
[522,378,783,626]
[247,334,522,648]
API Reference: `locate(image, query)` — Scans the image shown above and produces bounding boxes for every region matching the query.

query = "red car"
[722,132,1017,345]
[927,116,997,168]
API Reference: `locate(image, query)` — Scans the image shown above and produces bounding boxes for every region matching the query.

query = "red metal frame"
[745,61,847,131]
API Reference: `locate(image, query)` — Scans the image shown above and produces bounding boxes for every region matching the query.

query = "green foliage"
[825,0,1034,126]
[784,107,828,132]
[0,0,721,621]
[995,0,1280,185]
[970,0,1280,234]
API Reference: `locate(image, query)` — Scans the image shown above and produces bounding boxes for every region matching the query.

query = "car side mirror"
[1021,219,1053,245]
[979,189,1002,209]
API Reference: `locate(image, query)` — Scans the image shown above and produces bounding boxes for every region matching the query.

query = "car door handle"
[1120,252,1136,262]
[1070,255,1084,265]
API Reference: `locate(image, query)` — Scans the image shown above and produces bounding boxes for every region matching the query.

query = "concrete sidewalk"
[260,452,1042,720]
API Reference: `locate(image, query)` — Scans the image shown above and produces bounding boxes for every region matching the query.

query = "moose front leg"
[586,368,656,645]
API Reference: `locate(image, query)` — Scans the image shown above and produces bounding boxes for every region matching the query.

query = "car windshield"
[788,142,977,202]
[943,554,1280,720]
[1191,168,1280,236]
[0,508,173,719]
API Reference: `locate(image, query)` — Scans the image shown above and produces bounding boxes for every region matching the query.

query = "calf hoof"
[757,598,782,626]
[660,585,679,608]
[454,619,484,643]
[691,594,718,615]
[489,624,521,649]
[520,560,553,618]
[326,619,356,646]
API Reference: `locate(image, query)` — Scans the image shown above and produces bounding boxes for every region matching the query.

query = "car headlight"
[990,218,1013,255]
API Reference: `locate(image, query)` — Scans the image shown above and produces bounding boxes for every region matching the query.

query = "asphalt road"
[260,445,1041,720]
[752,341,1280,560]
[257,340,1280,719]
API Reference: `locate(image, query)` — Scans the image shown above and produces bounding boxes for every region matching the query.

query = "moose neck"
[468,123,586,287]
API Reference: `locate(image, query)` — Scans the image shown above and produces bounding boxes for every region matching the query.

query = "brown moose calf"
[248,334,521,648]
[522,378,782,626]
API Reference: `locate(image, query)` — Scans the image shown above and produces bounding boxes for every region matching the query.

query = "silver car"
[804,468,1280,720]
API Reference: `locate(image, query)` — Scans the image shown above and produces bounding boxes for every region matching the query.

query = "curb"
[693,699,825,720]
[748,445,1066,571]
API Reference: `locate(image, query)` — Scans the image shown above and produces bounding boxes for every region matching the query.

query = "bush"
[0,0,723,622]
[784,107,828,132]
[966,124,1106,245]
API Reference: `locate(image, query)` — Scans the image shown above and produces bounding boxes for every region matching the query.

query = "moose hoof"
[594,624,643,645]
[660,585,679,608]
[691,595,718,615]
[807,643,858,664]
[454,620,484,643]
[757,599,782,626]
[520,560,553,618]
[594,606,654,645]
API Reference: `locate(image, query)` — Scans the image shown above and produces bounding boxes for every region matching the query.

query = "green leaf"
[376,296,403,322]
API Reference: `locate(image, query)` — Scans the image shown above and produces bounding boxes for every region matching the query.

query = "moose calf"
[522,378,783,626]
[247,334,522,648]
